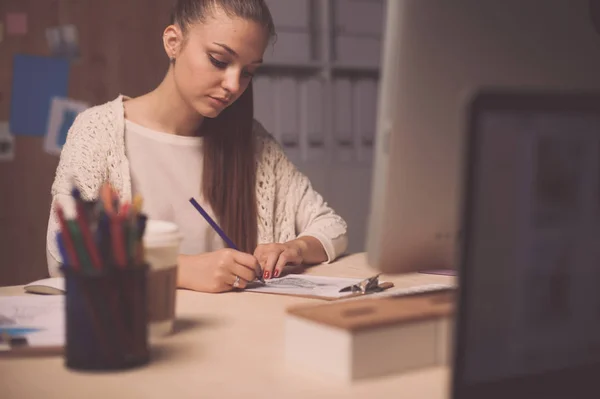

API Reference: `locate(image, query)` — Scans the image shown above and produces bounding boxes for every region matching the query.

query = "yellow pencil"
[132,194,143,214]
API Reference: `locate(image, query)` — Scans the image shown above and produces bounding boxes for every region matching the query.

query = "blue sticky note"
[9,54,70,136]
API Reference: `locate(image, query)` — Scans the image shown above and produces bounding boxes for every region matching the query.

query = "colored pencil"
[189,197,238,250]
[55,204,81,270]
[189,197,265,283]
[72,187,103,270]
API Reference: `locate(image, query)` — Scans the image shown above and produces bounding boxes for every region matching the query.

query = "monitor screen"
[366,0,600,275]
[452,91,600,399]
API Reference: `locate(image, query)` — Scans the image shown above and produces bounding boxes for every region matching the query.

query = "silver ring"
[233,275,240,288]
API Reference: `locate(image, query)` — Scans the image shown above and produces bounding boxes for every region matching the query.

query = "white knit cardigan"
[46,95,348,276]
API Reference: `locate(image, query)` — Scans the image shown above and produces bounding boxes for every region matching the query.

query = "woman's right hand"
[177,249,260,293]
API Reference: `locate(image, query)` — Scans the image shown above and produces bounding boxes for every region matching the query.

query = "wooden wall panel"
[0,0,174,286]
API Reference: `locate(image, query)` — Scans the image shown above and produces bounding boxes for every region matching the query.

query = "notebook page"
[0,295,64,347]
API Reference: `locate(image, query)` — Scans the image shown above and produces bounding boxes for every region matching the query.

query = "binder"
[333,77,355,162]
[352,78,378,163]
[252,76,275,135]
[275,77,301,164]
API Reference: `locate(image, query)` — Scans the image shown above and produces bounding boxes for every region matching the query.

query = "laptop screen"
[452,91,600,399]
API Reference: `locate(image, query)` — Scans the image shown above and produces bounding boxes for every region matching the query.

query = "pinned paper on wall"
[6,12,28,35]
[46,25,80,59]
[0,122,15,162]
[45,97,89,156]
[10,54,70,136]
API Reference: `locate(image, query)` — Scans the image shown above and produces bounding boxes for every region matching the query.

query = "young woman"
[46,0,348,293]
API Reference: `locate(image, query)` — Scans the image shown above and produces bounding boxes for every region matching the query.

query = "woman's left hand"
[253,240,305,279]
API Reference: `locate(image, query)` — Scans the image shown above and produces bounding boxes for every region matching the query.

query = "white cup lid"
[143,220,183,248]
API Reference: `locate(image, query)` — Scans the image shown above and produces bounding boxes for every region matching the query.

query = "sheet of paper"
[0,295,64,347]
[45,97,89,155]
[5,12,27,35]
[10,54,70,136]
[245,274,364,299]
[0,121,15,161]
[419,269,457,276]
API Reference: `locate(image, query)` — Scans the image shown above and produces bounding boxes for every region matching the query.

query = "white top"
[46,95,348,277]
[125,120,224,255]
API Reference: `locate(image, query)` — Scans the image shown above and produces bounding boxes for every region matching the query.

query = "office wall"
[0,0,384,286]
[0,0,172,285]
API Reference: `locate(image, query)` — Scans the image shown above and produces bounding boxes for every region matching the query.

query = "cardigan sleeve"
[294,180,349,263]
[256,124,349,263]
[46,107,110,277]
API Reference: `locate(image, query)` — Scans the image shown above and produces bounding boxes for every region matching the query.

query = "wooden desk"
[0,253,454,399]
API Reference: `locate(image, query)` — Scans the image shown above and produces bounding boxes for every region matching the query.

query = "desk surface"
[0,253,454,399]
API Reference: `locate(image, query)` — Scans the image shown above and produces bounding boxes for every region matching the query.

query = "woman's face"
[166,7,268,118]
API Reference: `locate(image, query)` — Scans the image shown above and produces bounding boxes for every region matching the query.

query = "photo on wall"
[0,122,15,162]
[46,24,80,60]
[44,97,89,156]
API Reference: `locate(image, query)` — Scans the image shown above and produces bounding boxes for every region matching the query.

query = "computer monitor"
[451,89,600,399]
[366,0,600,274]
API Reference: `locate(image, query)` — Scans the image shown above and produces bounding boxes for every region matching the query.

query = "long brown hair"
[171,0,276,253]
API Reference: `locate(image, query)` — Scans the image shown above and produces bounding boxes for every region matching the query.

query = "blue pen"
[56,231,70,265]
[189,197,237,249]
[0,327,42,336]
[188,197,265,283]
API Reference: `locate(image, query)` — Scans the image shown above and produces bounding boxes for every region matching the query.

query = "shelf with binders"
[253,75,378,166]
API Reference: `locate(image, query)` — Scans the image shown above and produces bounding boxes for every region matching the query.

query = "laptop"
[451,90,600,399]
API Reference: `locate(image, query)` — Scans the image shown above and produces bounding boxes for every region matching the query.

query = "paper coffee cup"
[143,220,182,338]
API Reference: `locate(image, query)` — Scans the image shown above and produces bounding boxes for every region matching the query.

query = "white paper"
[45,97,89,156]
[0,295,64,347]
[245,274,364,299]
[0,121,15,161]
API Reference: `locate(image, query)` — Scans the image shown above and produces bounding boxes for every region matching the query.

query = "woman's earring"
[170,56,176,64]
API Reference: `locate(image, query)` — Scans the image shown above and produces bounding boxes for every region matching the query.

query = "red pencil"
[73,199,103,271]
